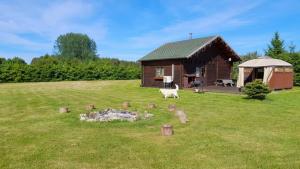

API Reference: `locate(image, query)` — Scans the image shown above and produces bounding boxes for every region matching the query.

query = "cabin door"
[195,66,206,85]
[206,60,217,85]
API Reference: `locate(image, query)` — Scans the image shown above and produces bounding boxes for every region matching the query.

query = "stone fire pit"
[80,108,153,122]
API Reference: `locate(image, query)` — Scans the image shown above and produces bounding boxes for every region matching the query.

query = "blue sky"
[0,0,300,62]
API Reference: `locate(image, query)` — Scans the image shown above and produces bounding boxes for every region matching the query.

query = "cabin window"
[155,67,164,77]
[195,67,205,77]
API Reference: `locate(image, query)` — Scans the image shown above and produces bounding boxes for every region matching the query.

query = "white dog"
[159,84,179,99]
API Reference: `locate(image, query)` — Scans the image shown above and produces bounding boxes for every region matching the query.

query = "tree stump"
[59,107,69,113]
[122,102,130,109]
[148,103,156,109]
[161,124,173,136]
[86,104,95,111]
[168,104,176,112]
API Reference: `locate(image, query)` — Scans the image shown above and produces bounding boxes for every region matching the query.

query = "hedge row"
[0,56,141,83]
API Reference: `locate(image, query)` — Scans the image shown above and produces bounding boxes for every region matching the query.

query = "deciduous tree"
[54,33,97,60]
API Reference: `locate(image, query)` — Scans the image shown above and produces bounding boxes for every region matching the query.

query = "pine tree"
[288,42,296,54]
[265,32,286,58]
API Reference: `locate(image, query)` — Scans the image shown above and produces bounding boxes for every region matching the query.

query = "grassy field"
[0,80,300,169]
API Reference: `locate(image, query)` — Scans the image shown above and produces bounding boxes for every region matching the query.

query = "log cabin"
[139,35,241,88]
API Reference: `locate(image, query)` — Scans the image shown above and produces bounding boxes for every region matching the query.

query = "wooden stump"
[168,104,176,112]
[86,104,95,111]
[122,102,130,109]
[148,103,156,109]
[161,124,173,136]
[59,107,69,113]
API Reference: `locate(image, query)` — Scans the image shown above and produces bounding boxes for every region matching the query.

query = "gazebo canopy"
[238,56,292,68]
[236,56,293,88]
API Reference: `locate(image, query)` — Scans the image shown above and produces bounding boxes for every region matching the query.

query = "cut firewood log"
[148,103,156,109]
[175,110,188,124]
[122,102,130,109]
[168,104,176,112]
[86,104,95,111]
[59,107,69,113]
[161,124,173,136]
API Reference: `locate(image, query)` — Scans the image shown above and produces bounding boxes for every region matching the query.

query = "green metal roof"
[139,36,217,61]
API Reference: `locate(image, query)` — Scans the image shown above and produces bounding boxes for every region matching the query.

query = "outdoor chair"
[191,80,201,87]
[163,76,173,88]
[215,79,234,87]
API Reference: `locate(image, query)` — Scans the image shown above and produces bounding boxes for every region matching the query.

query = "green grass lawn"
[0,80,300,169]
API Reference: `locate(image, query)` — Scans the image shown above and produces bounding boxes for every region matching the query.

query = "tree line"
[0,33,140,83]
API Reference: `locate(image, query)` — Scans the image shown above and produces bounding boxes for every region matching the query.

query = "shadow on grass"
[242,95,274,102]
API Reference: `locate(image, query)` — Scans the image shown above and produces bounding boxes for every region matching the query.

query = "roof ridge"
[165,35,218,45]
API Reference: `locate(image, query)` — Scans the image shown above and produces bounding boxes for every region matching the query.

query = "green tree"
[31,54,59,65]
[54,33,97,60]
[0,57,29,82]
[265,32,286,58]
[0,57,6,64]
[289,51,300,86]
[241,51,260,61]
[244,80,271,100]
[6,57,27,65]
[288,42,296,54]
[232,52,260,80]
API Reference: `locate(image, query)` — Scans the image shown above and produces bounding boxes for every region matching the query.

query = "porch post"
[237,67,244,88]
[171,64,174,81]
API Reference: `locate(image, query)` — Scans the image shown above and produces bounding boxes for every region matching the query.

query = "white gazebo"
[237,56,293,89]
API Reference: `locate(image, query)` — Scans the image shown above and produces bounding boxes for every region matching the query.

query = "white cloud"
[126,1,262,53]
[97,0,264,61]
[2,0,297,62]
[227,34,271,55]
[0,0,107,60]
[0,32,49,50]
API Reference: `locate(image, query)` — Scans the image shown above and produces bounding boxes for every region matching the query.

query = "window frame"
[155,67,165,78]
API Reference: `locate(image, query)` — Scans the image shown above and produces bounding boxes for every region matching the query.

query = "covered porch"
[186,85,240,94]
[204,85,240,94]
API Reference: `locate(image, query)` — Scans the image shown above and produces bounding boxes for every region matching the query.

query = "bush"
[294,73,300,86]
[244,80,271,100]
